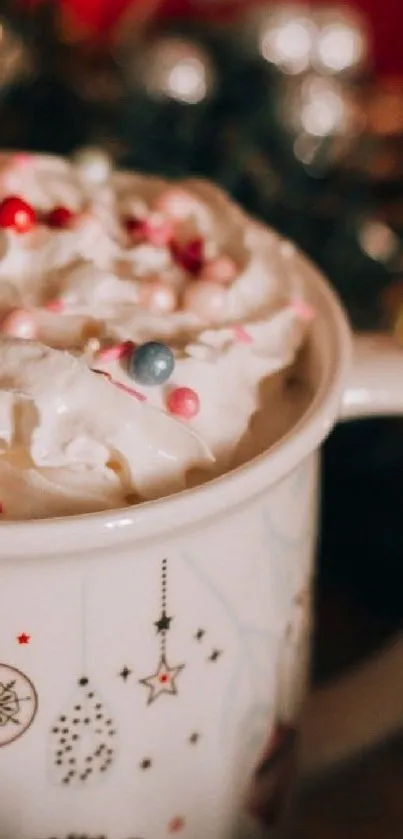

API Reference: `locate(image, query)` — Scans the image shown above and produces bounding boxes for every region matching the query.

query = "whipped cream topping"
[0,153,313,520]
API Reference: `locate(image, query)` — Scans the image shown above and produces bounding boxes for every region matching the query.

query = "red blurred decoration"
[17,0,403,77]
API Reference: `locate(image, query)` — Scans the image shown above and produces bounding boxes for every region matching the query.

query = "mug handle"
[299,331,403,775]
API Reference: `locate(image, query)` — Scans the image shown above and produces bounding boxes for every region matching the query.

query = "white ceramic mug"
[1,253,403,839]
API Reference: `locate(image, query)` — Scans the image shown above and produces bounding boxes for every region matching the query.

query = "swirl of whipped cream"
[0,153,313,519]
[0,337,214,519]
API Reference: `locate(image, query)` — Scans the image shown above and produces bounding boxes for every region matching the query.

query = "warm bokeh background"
[19,0,403,76]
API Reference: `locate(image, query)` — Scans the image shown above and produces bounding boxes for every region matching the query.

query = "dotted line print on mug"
[48,581,117,788]
[139,558,185,705]
[43,558,221,838]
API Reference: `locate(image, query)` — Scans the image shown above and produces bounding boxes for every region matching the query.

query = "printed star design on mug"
[139,559,185,706]
[17,632,31,645]
[139,654,184,706]
[119,666,132,682]
[154,612,172,633]
[208,648,222,662]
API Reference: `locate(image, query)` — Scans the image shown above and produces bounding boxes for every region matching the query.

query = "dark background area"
[317,417,403,686]
[292,417,403,838]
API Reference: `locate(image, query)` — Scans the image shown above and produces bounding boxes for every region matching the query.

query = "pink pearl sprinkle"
[143,215,174,248]
[183,281,227,323]
[232,324,253,344]
[12,153,33,167]
[166,387,200,419]
[1,309,37,339]
[45,300,64,313]
[200,256,238,285]
[139,280,177,314]
[290,299,315,322]
[171,237,204,275]
[153,188,197,220]
[96,341,135,363]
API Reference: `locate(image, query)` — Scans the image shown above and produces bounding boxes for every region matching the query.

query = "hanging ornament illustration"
[0,663,38,747]
[49,582,117,787]
[139,558,185,706]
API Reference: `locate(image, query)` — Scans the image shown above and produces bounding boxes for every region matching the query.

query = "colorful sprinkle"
[109,379,147,402]
[166,387,200,419]
[1,309,37,339]
[0,196,36,233]
[126,215,174,248]
[12,153,33,167]
[128,341,175,387]
[290,299,315,322]
[85,337,101,355]
[91,368,146,402]
[125,216,143,235]
[232,324,253,343]
[45,300,64,313]
[45,206,75,229]
[96,341,135,363]
[183,281,227,322]
[138,280,177,314]
[154,187,196,220]
[170,237,204,275]
[143,215,174,248]
[200,256,238,285]
[91,368,112,380]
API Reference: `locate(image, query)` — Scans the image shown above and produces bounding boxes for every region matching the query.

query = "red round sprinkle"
[144,218,174,248]
[170,238,204,275]
[159,674,169,683]
[96,341,135,363]
[45,206,74,229]
[0,195,36,233]
[166,387,200,419]
[1,308,37,339]
[126,216,174,248]
[125,216,143,236]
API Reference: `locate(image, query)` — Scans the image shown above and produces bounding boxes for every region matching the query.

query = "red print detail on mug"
[17,633,31,645]
[168,815,185,833]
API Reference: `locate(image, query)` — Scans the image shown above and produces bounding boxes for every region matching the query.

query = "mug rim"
[0,251,352,558]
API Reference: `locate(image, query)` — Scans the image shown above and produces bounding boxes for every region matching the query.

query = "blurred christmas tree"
[0,0,402,330]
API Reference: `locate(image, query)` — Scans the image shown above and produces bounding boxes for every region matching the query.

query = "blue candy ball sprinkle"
[128,341,175,386]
